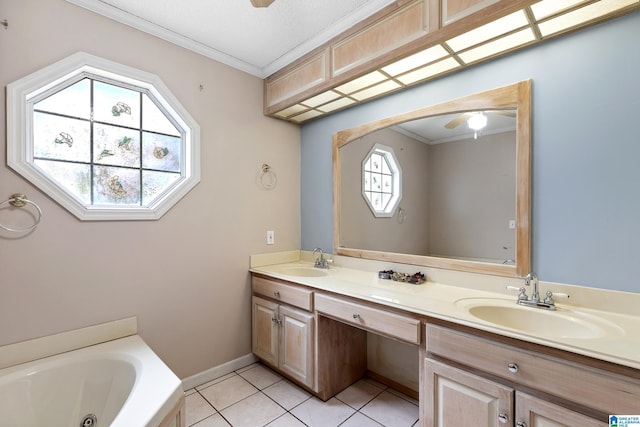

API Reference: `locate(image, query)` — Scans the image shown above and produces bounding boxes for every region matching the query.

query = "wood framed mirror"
[333,80,531,277]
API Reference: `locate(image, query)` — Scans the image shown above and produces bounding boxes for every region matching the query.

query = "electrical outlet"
[508,220,516,229]
[266,230,275,245]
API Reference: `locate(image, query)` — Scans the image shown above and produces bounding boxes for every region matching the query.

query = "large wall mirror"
[333,81,531,277]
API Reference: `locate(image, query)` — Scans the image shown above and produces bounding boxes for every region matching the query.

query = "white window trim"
[6,51,200,220]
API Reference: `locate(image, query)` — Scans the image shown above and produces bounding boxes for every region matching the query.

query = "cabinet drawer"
[425,324,640,415]
[315,293,420,344]
[252,276,313,311]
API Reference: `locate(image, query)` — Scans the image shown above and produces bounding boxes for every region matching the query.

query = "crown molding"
[66,0,396,78]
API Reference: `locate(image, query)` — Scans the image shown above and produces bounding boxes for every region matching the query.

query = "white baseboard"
[182,353,258,390]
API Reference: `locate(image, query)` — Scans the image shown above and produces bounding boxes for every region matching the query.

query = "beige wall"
[339,127,430,255]
[428,131,516,262]
[0,0,300,379]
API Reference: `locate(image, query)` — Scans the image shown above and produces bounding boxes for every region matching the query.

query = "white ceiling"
[395,110,517,144]
[66,0,397,78]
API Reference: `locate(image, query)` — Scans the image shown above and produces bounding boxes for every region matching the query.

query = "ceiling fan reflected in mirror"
[251,0,275,7]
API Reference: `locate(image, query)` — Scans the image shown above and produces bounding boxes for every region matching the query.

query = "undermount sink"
[455,298,623,339]
[274,266,328,277]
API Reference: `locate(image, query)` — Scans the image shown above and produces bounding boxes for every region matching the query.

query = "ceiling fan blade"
[445,114,469,129]
[486,110,517,118]
[251,0,275,7]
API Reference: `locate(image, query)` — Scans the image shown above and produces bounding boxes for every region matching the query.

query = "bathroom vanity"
[250,254,640,427]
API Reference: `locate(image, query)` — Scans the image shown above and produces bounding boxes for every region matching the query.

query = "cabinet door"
[423,358,514,427]
[252,296,279,366]
[279,305,315,388]
[515,392,607,427]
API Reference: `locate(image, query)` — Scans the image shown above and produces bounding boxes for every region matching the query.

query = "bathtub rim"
[0,334,183,427]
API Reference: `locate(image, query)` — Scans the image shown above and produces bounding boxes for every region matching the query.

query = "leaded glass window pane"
[142,170,181,204]
[34,159,91,204]
[142,132,181,172]
[34,79,91,120]
[93,124,141,167]
[142,94,180,136]
[93,166,141,205]
[93,81,141,128]
[33,112,91,162]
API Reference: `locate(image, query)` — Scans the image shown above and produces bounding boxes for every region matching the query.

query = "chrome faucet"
[313,247,330,269]
[525,272,540,303]
[507,271,568,311]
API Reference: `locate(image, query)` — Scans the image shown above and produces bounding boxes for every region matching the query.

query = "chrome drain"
[80,414,97,427]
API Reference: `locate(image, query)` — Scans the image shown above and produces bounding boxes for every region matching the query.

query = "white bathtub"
[0,335,183,427]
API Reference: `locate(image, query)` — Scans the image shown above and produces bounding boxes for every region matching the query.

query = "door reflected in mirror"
[333,81,531,277]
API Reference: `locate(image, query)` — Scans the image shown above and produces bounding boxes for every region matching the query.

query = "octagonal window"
[362,144,402,217]
[7,52,200,220]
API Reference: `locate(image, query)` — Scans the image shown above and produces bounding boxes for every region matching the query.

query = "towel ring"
[0,194,42,232]
[259,164,278,190]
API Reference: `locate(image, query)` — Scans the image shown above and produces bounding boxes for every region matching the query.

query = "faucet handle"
[544,291,569,305]
[506,285,528,301]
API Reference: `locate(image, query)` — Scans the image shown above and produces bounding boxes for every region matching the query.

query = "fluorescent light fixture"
[381,45,449,76]
[274,104,308,118]
[290,109,323,122]
[301,90,341,108]
[351,80,402,101]
[334,71,387,94]
[396,57,460,85]
[317,97,356,113]
[458,28,535,64]
[446,10,529,52]
[538,0,639,37]
[531,0,589,20]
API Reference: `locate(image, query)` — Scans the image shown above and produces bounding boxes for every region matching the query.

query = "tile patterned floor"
[185,363,420,427]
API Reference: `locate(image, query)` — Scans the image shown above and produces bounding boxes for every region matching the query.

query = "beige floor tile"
[263,380,311,410]
[360,390,419,427]
[199,375,259,410]
[336,379,385,410]
[340,412,384,427]
[191,413,231,427]
[220,391,286,427]
[185,392,217,426]
[265,413,308,427]
[290,397,355,427]
[362,378,388,390]
[238,364,283,389]
[387,387,419,406]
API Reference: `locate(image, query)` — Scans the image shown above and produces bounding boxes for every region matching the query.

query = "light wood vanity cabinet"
[315,293,421,345]
[422,323,638,427]
[252,277,315,388]
[424,357,514,426]
[251,274,367,400]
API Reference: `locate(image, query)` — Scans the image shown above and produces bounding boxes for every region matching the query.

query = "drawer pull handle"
[273,290,280,297]
[353,314,360,319]
[271,316,281,325]
[507,363,519,373]
[498,412,509,424]
[516,421,527,427]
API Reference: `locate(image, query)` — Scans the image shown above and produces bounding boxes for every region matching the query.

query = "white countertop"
[250,252,640,370]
